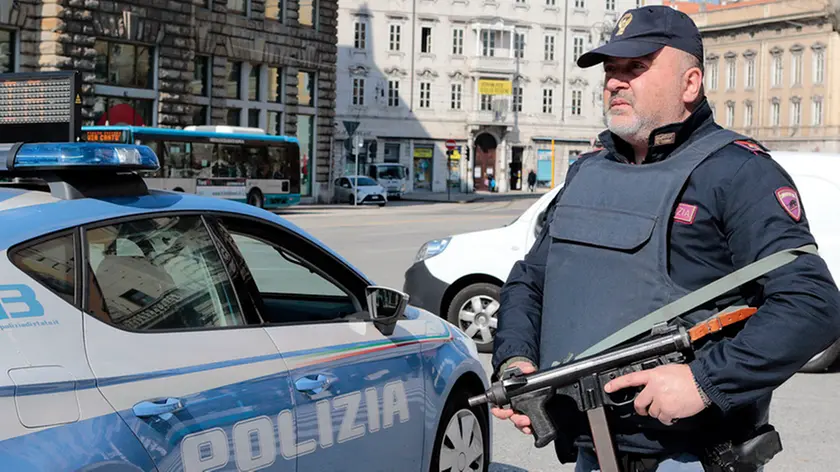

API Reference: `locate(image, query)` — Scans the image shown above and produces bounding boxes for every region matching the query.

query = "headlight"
[415,237,451,262]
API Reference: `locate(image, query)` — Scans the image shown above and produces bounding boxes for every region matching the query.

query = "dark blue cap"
[577,5,704,68]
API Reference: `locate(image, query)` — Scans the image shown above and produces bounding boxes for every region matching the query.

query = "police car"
[404,151,840,372]
[0,142,491,471]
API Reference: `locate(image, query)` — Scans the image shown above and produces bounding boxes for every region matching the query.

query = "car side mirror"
[365,286,409,336]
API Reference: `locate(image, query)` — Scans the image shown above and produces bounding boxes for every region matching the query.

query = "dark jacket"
[492,99,840,456]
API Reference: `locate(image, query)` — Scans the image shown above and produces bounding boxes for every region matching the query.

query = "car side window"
[217,221,365,325]
[84,215,247,331]
[10,232,76,305]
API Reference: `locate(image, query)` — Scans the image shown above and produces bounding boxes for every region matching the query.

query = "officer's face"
[602,47,694,143]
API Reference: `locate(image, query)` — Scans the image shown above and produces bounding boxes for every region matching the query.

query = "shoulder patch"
[732,139,770,156]
[775,186,802,222]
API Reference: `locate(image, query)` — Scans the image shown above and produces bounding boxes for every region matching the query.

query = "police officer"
[491,5,840,472]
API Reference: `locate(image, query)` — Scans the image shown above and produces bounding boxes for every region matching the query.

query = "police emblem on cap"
[616,13,633,35]
[775,186,801,222]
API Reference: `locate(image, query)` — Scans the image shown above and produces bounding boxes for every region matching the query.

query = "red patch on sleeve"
[775,187,802,222]
[733,140,768,155]
[674,203,698,224]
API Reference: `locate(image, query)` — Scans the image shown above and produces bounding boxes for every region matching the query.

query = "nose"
[605,75,629,93]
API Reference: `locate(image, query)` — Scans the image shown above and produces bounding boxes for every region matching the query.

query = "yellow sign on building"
[478,79,512,95]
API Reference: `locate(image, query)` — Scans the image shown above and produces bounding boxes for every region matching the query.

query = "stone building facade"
[0,0,338,203]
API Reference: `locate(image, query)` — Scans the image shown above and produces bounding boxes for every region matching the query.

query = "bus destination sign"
[0,71,83,144]
[83,130,125,143]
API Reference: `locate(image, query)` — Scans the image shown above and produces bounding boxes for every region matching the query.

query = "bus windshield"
[80,125,303,209]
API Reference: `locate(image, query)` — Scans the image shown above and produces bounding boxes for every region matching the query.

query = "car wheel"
[429,388,489,472]
[447,283,500,353]
[800,338,840,373]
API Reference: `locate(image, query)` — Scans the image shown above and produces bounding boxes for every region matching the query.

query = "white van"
[403,151,840,372]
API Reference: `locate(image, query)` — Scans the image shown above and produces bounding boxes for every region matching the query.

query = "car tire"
[447,283,500,354]
[800,338,840,373]
[429,388,489,472]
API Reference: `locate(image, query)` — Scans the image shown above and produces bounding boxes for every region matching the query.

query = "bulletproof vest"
[539,129,745,369]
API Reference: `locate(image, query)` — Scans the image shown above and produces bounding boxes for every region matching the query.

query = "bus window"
[163,141,194,178]
[240,146,266,178]
[192,143,215,177]
[214,145,242,178]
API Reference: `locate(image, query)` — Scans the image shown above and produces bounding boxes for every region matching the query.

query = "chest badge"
[674,203,698,224]
[775,187,802,222]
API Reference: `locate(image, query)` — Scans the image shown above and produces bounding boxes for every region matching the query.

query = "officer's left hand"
[603,364,706,426]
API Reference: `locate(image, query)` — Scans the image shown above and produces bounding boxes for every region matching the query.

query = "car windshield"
[378,166,406,179]
[353,176,378,186]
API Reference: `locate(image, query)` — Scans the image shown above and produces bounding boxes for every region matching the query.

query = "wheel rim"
[438,408,484,472]
[457,295,499,345]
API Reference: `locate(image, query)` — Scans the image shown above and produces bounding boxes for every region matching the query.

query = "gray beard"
[606,111,653,143]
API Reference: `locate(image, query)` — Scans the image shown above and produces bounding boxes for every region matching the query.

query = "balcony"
[468,110,516,126]
[468,56,518,75]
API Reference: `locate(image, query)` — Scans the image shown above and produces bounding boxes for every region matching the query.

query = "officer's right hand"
[490,361,536,435]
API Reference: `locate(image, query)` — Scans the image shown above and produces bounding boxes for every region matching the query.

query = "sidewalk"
[400,188,550,203]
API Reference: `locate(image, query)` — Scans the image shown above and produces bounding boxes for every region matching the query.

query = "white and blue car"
[0,142,491,472]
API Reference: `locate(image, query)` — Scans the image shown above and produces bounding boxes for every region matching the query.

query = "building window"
[571,90,582,116]
[94,40,153,89]
[421,26,433,53]
[452,28,464,55]
[298,70,315,107]
[744,102,753,128]
[791,52,802,86]
[352,78,365,106]
[726,59,736,90]
[191,56,212,125]
[480,94,492,111]
[770,100,780,127]
[513,87,522,112]
[225,64,286,132]
[812,97,823,126]
[725,102,735,127]
[450,83,461,110]
[573,36,585,62]
[419,82,431,108]
[227,0,247,14]
[705,60,718,90]
[605,0,615,11]
[542,88,553,114]
[481,30,496,57]
[92,39,156,126]
[546,0,556,5]
[354,21,367,49]
[745,57,755,89]
[299,0,315,27]
[388,80,400,107]
[389,24,401,51]
[226,61,242,99]
[771,54,782,87]
[296,114,315,197]
[266,0,284,22]
[791,99,801,127]
[575,0,584,8]
[813,49,825,84]
[544,35,555,61]
[0,29,16,73]
[514,33,525,59]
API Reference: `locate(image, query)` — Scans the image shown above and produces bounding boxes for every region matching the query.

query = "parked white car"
[334,175,388,206]
[403,151,840,373]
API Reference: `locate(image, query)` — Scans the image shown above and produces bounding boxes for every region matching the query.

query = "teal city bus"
[80,125,302,209]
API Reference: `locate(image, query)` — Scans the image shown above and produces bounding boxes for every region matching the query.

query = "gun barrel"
[506,328,690,398]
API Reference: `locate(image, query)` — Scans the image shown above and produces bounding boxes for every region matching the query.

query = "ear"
[682,66,703,105]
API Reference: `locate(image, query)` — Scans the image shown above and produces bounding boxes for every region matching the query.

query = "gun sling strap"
[576,244,819,359]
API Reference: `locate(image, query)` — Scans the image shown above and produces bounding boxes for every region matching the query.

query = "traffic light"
[368,140,377,160]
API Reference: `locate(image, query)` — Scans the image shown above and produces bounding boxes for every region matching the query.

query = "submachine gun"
[469,307,783,472]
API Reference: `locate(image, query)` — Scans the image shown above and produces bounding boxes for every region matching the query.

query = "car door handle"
[295,374,331,395]
[133,397,184,419]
